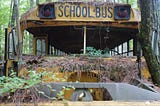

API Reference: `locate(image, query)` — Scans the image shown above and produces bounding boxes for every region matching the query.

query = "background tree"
[0,1,10,60]
[139,0,160,86]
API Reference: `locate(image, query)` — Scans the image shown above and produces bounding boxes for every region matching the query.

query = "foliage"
[0,1,10,58]
[86,47,102,56]
[23,31,33,54]
[86,46,110,56]
[0,70,43,95]
[0,68,70,102]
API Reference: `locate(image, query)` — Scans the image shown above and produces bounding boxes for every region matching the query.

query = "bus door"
[3,28,18,76]
[34,36,48,55]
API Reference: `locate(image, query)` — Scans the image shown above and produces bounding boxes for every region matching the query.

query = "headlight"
[38,4,55,19]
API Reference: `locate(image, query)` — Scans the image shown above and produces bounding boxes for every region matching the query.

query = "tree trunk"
[126,0,128,4]
[30,0,34,8]
[139,0,160,86]
[36,0,39,5]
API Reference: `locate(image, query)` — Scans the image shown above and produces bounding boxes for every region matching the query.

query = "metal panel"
[36,82,160,101]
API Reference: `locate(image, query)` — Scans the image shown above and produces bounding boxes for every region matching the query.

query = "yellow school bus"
[20,2,140,55]
[3,1,158,102]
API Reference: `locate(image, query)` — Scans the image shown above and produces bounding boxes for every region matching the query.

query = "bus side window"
[36,38,46,55]
[8,29,17,59]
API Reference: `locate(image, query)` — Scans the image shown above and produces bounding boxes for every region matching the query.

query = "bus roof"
[20,2,141,53]
[20,2,141,32]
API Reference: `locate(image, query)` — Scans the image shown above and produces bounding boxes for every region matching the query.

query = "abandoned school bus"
[3,1,160,102]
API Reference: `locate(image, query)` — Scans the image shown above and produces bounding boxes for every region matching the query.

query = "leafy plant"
[86,46,110,56]
[0,69,71,103]
[86,47,102,56]
[0,70,43,95]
